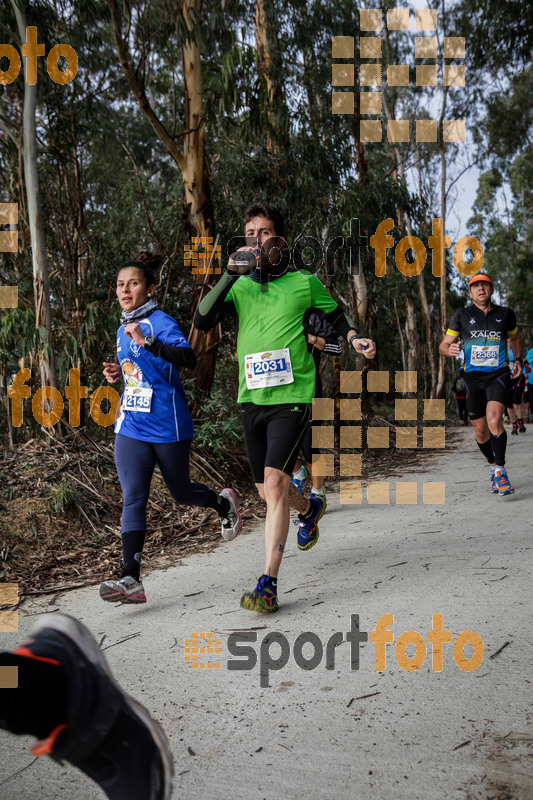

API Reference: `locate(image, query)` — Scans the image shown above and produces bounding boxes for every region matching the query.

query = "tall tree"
[10,2,58,391]
[254,0,289,152]
[109,0,219,392]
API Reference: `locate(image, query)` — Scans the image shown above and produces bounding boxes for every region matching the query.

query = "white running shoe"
[99,575,147,604]
[219,488,242,541]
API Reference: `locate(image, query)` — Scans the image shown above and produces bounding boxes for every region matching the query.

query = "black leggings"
[115,434,218,532]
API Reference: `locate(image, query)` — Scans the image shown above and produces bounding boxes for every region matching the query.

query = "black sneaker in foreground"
[15,613,173,800]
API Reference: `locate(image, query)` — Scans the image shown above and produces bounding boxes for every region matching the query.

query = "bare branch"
[122,143,160,244]
[108,0,184,170]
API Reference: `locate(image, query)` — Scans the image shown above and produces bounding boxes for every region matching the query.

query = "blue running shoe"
[294,495,325,551]
[494,469,514,496]
[240,575,279,613]
[311,489,327,514]
[290,464,310,496]
[490,471,498,493]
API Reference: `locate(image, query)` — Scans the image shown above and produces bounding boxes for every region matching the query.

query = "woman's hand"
[103,362,122,383]
[123,323,145,346]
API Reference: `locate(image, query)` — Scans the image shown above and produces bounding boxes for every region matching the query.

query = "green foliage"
[468,64,533,336]
[45,479,83,514]
[4,0,529,450]
[457,0,533,74]
[185,380,244,459]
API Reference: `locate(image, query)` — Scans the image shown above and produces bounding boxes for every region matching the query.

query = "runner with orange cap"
[439,273,523,495]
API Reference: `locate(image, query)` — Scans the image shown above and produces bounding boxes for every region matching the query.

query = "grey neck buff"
[120,298,158,325]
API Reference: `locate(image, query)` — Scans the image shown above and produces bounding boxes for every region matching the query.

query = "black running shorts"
[465,368,511,420]
[240,403,311,483]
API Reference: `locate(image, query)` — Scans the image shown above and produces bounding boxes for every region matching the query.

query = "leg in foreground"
[240,467,290,613]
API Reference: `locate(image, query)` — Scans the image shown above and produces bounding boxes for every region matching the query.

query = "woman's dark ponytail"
[117,245,163,287]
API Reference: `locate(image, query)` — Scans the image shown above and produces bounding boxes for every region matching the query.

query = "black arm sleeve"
[323,306,358,339]
[323,335,344,355]
[194,272,239,330]
[145,340,197,368]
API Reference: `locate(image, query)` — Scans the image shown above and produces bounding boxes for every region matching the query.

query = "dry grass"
[0,425,462,598]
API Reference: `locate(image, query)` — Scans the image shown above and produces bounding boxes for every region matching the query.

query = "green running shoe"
[240,575,279,613]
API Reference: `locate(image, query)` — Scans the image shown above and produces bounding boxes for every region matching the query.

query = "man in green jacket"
[195,203,376,613]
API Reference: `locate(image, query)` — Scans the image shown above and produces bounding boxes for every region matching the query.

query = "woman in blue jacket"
[100,249,241,604]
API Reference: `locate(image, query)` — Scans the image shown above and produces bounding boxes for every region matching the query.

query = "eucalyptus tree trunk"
[416,147,439,397]
[382,27,420,372]
[352,86,368,182]
[254,0,289,152]
[436,0,449,398]
[179,0,219,392]
[436,122,448,398]
[180,0,214,237]
[302,45,319,145]
[393,297,407,371]
[351,100,369,335]
[352,261,369,333]
[109,0,218,393]
[11,0,58,391]
[382,91,420,373]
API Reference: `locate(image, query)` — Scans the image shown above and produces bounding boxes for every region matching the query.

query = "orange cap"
[469,273,493,287]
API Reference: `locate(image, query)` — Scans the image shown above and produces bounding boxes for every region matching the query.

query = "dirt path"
[1,427,531,800]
